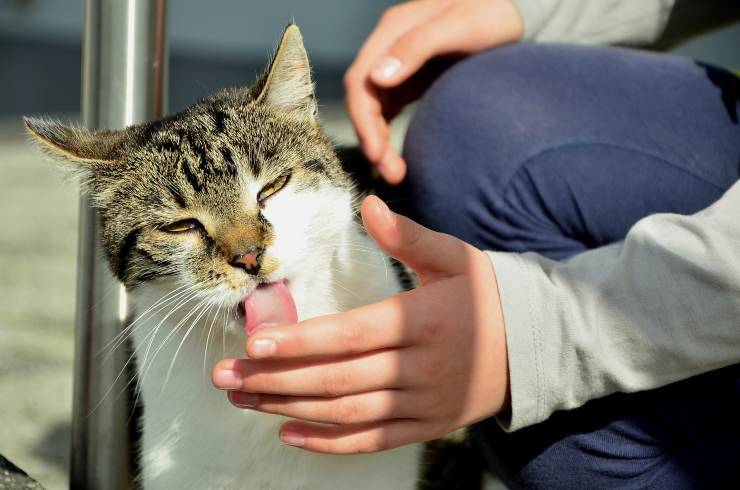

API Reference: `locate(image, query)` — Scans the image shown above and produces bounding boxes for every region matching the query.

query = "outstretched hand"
[344,0,523,184]
[213,196,510,454]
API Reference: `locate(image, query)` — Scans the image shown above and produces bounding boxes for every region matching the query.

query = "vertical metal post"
[71,1,167,488]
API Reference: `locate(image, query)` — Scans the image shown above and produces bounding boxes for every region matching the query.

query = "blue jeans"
[397,44,740,488]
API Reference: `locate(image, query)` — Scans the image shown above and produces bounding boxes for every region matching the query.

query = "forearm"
[490,180,740,431]
[510,0,739,47]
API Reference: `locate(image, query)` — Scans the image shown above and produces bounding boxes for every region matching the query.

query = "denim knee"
[400,46,535,247]
[399,44,740,255]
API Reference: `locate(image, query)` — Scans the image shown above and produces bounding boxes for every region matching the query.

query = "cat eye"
[257,172,291,206]
[161,219,203,234]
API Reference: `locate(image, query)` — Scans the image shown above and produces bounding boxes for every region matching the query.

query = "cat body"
[27,25,427,489]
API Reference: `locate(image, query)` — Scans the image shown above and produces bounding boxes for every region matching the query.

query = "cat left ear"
[24,117,128,165]
[256,24,317,120]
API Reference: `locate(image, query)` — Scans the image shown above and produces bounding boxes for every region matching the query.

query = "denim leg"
[398,44,740,488]
[397,44,740,259]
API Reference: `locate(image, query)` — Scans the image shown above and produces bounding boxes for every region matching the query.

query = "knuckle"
[402,222,424,249]
[360,435,386,453]
[331,398,360,425]
[339,324,365,352]
[380,5,400,23]
[419,355,445,382]
[421,390,443,414]
[343,69,358,90]
[397,29,424,51]
[322,369,349,397]
[418,319,442,342]
[251,373,277,394]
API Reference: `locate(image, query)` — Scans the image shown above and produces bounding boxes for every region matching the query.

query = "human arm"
[494,179,740,431]
[512,0,739,47]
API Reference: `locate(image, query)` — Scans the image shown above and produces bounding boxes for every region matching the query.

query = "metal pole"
[71,1,167,488]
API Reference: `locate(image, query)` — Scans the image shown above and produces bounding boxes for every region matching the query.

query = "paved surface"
[0,455,45,490]
[0,107,414,490]
[0,117,77,490]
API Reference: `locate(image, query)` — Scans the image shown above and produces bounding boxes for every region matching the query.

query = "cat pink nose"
[229,247,264,275]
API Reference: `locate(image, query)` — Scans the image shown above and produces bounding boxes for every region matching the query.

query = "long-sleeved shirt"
[493,0,740,431]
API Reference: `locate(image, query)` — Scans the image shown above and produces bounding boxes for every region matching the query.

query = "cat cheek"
[260,256,281,277]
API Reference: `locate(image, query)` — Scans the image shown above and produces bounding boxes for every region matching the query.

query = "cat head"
[26,25,354,311]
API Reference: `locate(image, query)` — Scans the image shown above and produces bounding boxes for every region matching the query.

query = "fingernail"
[214,369,241,390]
[372,57,401,80]
[280,431,305,447]
[250,338,276,358]
[231,392,259,408]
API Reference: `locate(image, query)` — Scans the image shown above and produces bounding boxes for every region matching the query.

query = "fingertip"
[361,195,393,238]
[279,421,307,447]
[378,149,407,185]
[211,358,241,390]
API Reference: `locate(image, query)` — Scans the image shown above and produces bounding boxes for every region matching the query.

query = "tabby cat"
[26,24,436,489]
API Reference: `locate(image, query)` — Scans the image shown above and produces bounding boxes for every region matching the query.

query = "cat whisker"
[87,288,205,418]
[161,300,215,394]
[134,292,204,396]
[203,300,225,381]
[99,284,198,359]
[101,280,207,358]
[138,297,210,393]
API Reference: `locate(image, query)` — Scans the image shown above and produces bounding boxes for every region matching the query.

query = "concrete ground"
[0,106,413,490]
[0,116,77,490]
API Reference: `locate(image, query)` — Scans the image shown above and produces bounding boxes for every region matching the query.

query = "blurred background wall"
[1,0,398,115]
[1,0,739,116]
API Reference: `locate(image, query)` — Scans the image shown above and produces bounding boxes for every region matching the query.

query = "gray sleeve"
[488,180,740,432]
[510,0,740,47]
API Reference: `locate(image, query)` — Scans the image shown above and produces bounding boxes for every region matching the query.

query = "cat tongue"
[244,281,298,335]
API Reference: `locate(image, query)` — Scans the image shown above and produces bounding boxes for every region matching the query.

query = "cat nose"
[228,246,264,275]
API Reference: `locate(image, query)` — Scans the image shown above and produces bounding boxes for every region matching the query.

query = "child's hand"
[213,196,510,454]
[344,0,524,184]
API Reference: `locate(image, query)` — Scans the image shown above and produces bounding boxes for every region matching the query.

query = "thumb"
[370,13,458,88]
[360,195,474,278]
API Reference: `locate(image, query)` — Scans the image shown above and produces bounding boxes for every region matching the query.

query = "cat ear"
[24,117,128,166]
[256,24,317,119]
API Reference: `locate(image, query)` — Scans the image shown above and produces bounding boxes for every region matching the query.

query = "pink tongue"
[244,281,298,335]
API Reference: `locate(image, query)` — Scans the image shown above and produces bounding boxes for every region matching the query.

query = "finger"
[246,295,422,359]
[279,419,428,454]
[376,145,406,185]
[344,79,390,165]
[361,196,476,278]
[245,288,440,359]
[345,2,443,164]
[229,389,417,425]
[370,11,467,88]
[215,350,408,397]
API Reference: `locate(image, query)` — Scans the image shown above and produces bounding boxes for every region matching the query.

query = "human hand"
[212,196,510,454]
[344,0,524,184]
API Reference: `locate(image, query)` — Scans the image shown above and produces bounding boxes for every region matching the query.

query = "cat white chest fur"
[129,222,423,490]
